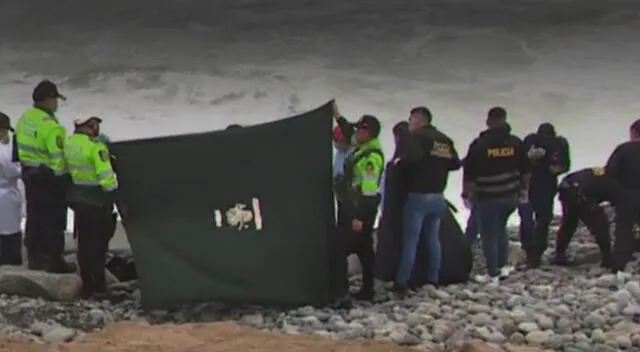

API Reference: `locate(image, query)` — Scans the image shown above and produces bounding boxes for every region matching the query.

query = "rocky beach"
[0,217,639,352]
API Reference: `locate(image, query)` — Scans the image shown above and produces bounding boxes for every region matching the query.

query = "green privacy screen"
[110,101,346,309]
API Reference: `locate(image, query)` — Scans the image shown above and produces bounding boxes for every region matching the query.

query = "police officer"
[393,106,461,294]
[464,122,535,258]
[65,117,119,299]
[15,80,73,272]
[463,107,530,284]
[71,133,121,242]
[334,115,384,301]
[605,119,640,276]
[523,123,571,267]
[552,167,615,268]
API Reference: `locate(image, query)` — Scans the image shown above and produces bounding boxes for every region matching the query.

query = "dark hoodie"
[463,125,529,199]
[523,123,571,183]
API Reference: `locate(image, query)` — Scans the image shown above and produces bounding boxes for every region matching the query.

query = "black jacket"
[464,126,529,199]
[397,125,461,194]
[560,167,622,206]
[605,141,640,192]
[523,133,570,178]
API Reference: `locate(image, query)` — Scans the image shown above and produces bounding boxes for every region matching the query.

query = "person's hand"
[352,219,364,232]
[332,101,341,120]
[527,147,546,160]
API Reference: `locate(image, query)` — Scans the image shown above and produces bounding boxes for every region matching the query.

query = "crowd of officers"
[1,81,639,302]
[333,102,640,300]
[0,80,122,300]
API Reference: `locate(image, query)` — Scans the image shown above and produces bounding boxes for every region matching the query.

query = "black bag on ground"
[374,163,472,285]
[106,250,138,282]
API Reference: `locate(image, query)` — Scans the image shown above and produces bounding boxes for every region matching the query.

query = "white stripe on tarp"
[214,210,222,227]
[252,197,263,230]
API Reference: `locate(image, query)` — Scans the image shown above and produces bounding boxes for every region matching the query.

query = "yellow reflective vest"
[15,107,68,175]
[64,133,117,191]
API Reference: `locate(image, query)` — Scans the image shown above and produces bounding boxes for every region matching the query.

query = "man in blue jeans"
[463,107,530,284]
[393,107,461,294]
[464,201,534,257]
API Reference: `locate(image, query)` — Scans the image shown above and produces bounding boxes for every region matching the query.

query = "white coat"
[0,138,23,235]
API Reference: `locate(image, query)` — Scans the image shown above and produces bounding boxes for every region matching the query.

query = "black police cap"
[32,80,67,102]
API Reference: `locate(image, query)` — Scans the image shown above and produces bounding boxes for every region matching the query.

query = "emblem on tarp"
[213,197,264,231]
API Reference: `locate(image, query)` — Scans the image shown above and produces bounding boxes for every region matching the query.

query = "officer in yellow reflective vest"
[65,117,120,300]
[14,80,73,273]
[335,115,385,301]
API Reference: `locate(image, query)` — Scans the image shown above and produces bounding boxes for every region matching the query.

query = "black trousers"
[530,181,557,258]
[556,189,611,260]
[0,232,23,266]
[612,201,640,272]
[22,170,67,270]
[344,218,376,292]
[73,204,115,296]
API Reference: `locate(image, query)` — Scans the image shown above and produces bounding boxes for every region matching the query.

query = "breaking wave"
[1,0,640,226]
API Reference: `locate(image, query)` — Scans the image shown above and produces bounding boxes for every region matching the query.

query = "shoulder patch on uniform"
[591,167,605,176]
[56,135,64,149]
[99,150,109,162]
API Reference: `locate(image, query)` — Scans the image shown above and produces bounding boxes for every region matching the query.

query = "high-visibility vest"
[64,133,117,191]
[15,107,68,175]
[345,138,385,196]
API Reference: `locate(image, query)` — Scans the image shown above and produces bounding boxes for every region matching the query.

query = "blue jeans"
[476,196,517,277]
[465,202,534,253]
[396,193,447,285]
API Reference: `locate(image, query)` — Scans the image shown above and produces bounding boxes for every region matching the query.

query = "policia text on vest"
[487,147,515,158]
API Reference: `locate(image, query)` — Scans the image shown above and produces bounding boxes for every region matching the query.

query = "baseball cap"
[356,115,381,137]
[32,80,67,102]
[0,112,13,132]
[74,116,103,127]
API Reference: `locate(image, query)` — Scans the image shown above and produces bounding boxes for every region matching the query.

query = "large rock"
[0,266,82,301]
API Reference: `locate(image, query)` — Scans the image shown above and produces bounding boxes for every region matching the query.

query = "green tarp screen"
[110,101,347,309]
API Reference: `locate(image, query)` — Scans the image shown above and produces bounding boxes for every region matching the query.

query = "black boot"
[601,253,613,269]
[527,253,541,269]
[27,252,45,270]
